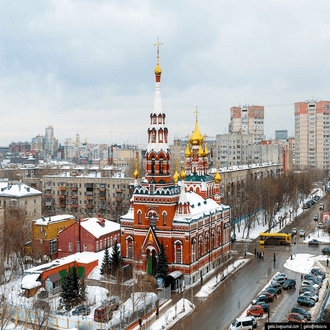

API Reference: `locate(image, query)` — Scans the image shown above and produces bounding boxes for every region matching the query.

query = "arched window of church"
[159,130,163,143]
[152,131,156,143]
[198,235,203,258]
[127,237,133,259]
[158,115,162,124]
[217,227,221,246]
[205,233,209,253]
[175,240,182,264]
[211,229,215,250]
[153,116,157,124]
[138,210,142,224]
[159,156,163,174]
[151,157,155,174]
[191,238,196,262]
[163,211,167,226]
[165,131,168,143]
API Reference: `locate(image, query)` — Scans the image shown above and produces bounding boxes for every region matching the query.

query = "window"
[84,244,87,252]
[138,210,142,224]
[100,240,102,250]
[127,239,133,259]
[69,243,72,252]
[176,246,182,264]
[34,199,36,204]
[49,239,57,254]
[163,212,167,226]
[96,242,99,251]
[25,201,27,206]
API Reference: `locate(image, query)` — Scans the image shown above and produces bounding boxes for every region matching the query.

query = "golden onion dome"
[134,169,139,180]
[185,143,191,157]
[180,167,186,179]
[191,122,203,145]
[204,143,209,156]
[198,143,204,157]
[214,168,221,183]
[155,63,162,75]
[173,169,180,183]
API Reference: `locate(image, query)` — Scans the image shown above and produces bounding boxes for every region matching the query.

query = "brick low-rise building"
[57,216,120,258]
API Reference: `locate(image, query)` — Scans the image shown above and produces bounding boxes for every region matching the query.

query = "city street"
[171,198,328,330]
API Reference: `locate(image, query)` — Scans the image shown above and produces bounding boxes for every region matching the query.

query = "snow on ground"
[303,229,330,244]
[235,188,325,241]
[143,298,194,330]
[284,253,329,274]
[196,259,248,298]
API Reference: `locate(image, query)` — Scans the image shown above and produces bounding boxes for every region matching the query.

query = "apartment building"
[229,105,264,144]
[42,172,134,222]
[0,180,42,221]
[215,133,281,166]
[294,100,330,170]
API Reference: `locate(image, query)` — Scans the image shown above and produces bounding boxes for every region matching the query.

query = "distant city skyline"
[0,1,329,145]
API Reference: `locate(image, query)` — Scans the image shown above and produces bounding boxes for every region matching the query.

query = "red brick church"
[120,41,231,285]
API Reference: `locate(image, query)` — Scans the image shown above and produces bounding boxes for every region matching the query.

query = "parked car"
[309,199,316,205]
[303,203,310,209]
[297,296,315,307]
[252,294,273,304]
[230,316,257,330]
[283,279,296,290]
[274,273,287,281]
[318,222,326,229]
[299,230,305,237]
[314,215,318,221]
[291,307,311,321]
[254,301,269,313]
[102,296,120,310]
[311,268,325,279]
[299,286,319,295]
[301,280,320,289]
[300,291,319,302]
[260,291,274,301]
[263,288,277,298]
[268,282,282,294]
[288,312,307,323]
[313,195,320,201]
[246,305,264,317]
[94,305,113,322]
[304,274,323,285]
[320,202,324,210]
[308,239,319,246]
[72,305,91,316]
[292,228,297,234]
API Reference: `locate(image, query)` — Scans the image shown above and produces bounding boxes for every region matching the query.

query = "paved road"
[171,196,329,330]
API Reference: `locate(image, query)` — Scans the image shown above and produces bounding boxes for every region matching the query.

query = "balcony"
[116,189,122,193]
[44,185,52,190]
[99,188,105,192]
[116,197,122,202]
[60,187,66,191]
[59,195,66,199]
[87,205,93,209]
[60,203,66,208]
[72,204,78,208]
[99,204,106,209]
[45,201,52,206]
[99,196,106,200]
[87,196,93,200]
[71,187,78,191]
[44,194,51,198]
[72,195,77,199]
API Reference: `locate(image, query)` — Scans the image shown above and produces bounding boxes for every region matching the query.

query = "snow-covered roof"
[0,181,41,197]
[80,218,120,238]
[21,274,41,289]
[173,191,223,223]
[34,214,75,226]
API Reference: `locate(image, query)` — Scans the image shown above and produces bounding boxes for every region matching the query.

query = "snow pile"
[284,253,328,274]
[151,298,194,330]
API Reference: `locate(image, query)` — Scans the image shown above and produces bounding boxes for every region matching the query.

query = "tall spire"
[154,37,163,81]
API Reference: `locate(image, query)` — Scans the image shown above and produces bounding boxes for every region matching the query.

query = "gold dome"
[173,169,180,183]
[133,158,139,179]
[185,143,191,157]
[155,63,162,75]
[180,166,186,179]
[204,135,209,156]
[214,168,221,183]
[198,144,204,157]
[191,122,203,145]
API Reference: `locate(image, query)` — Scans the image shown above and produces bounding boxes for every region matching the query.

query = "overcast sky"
[0,0,329,147]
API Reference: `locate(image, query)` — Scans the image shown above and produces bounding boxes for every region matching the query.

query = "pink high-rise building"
[229,105,264,144]
[294,100,330,169]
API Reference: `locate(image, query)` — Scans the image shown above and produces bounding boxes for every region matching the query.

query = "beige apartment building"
[229,105,264,144]
[0,180,42,222]
[42,172,134,222]
[295,100,330,170]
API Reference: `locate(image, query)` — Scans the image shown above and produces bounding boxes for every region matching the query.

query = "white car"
[292,228,297,234]
[300,291,319,302]
[299,230,305,237]
[301,280,320,290]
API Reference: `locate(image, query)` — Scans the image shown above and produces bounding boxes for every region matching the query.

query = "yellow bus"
[259,232,292,245]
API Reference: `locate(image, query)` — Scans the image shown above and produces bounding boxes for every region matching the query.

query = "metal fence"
[1,287,171,330]
[315,287,330,323]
